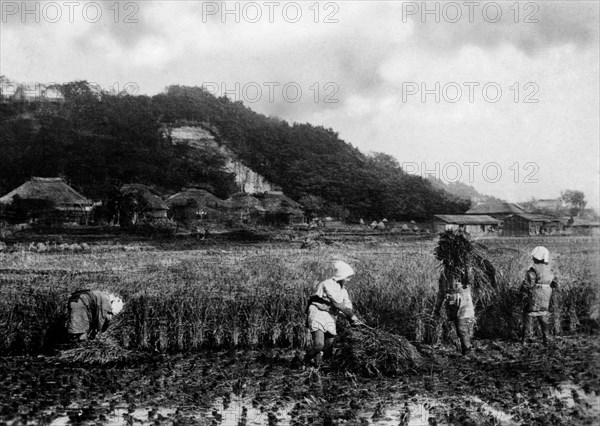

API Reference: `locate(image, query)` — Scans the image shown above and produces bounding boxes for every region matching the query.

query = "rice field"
[0,235,598,424]
[1,237,598,355]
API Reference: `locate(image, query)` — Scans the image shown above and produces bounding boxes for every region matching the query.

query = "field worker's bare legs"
[522,314,550,345]
[304,330,335,366]
[456,318,474,355]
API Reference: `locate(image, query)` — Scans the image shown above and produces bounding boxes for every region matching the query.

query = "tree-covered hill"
[0,81,470,220]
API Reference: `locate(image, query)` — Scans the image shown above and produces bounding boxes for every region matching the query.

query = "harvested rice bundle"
[435,230,497,303]
[57,316,150,365]
[335,325,422,377]
[57,334,150,365]
[58,336,131,365]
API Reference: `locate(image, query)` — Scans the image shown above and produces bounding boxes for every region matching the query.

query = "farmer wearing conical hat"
[304,260,364,366]
[67,290,124,342]
[520,246,558,345]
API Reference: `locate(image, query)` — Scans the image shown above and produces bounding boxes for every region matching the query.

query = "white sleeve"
[341,289,353,310]
[323,280,344,304]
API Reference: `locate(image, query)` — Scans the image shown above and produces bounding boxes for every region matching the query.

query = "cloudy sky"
[1,1,599,210]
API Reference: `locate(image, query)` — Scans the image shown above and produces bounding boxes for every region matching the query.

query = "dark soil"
[0,336,598,425]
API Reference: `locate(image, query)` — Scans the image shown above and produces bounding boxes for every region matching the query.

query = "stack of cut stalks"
[57,335,139,365]
[57,320,150,365]
[435,230,497,303]
[335,325,422,377]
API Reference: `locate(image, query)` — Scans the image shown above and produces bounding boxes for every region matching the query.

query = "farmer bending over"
[67,290,124,342]
[305,260,364,366]
[520,246,558,345]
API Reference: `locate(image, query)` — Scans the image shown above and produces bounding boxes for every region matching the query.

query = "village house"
[569,218,600,236]
[118,184,169,225]
[502,213,565,237]
[466,202,528,222]
[532,198,563,212]
[226,193,267,224]
[433,215,500,236]
[166,188,230,222]
[256,191,305,225]
[0,177,93,224]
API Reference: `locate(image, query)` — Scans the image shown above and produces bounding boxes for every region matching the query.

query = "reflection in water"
[210,395,293,425]
[552,382,600,417]
[50,395,293,425]
[46,381,600,425]
[470,396,515,424]
[359,402,431,425]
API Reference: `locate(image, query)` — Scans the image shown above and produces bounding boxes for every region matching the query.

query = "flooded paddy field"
[1,336,598,425]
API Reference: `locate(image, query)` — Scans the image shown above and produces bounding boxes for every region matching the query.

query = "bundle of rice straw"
[57,335,141,365]
[434,230,496,303]
[57,318,150,365]
[335,325,422,377]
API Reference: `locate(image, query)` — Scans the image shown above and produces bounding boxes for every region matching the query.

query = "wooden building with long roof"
[466,202,528,221]
[433,214,499,235]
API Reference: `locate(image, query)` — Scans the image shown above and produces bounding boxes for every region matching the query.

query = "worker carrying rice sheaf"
[433,231,478,356]
[434,263,475,356]
[304,260,365,366]
[520,246,558,345]
[67,290,124,342]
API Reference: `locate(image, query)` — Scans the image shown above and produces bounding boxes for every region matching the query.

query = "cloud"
[407,1,599,54]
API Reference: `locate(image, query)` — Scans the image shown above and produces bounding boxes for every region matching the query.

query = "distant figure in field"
[305,261,364,366]
[376,221,385,230]
[67,290,124,342]
[520,246,558,345]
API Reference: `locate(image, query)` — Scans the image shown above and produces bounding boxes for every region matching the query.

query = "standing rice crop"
[0,238,597,355]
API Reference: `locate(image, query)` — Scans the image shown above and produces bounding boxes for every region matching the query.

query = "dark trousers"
[522,313,549,344]
[455,318,474,355]
[304,330,336,364]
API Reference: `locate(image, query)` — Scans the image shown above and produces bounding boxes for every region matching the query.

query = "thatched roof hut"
[259,191,303,214]
[166,188,229,210]
[0,177,93,211]
[120,184,168,221]
[227,193,266,213]
[258,191,305,224]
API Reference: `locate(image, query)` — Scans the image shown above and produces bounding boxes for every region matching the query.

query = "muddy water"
[48,396,293,425]
[50,382,597,426]
[552,382,600,418]
[1,337,599,425]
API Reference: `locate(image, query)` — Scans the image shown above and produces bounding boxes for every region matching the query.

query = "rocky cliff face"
[164,125,280,194]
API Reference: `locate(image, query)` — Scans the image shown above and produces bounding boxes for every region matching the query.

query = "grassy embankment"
[0,237,598,355]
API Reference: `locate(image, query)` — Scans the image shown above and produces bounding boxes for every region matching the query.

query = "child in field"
[433,230,479,356]
[434,265,475,356]
[304,260,364,366]
[67,290,124,342]
[520,246,558,345]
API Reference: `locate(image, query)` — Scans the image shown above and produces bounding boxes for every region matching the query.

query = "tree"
[561,190,587,217]
[299,194,326,221]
